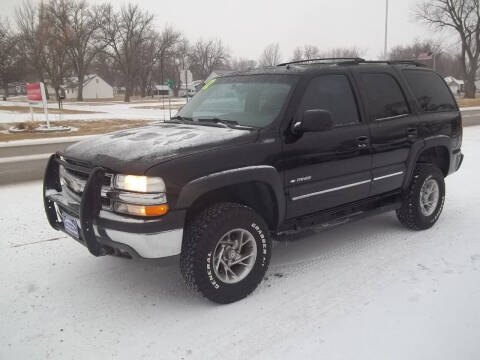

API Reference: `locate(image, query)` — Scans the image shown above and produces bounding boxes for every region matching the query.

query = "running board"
[277,192,402,236]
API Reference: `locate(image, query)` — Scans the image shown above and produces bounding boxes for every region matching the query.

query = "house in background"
[152,85,173,97]
[444,76,464,95]
[64,74,113,99]
[0,82,26,98]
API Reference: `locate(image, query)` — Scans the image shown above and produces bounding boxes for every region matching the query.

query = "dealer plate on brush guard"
[62,213,79,239]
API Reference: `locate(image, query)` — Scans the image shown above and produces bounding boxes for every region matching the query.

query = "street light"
[384,0,389,59]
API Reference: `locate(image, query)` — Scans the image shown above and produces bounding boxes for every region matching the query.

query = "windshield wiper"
[195,117,256,130]
[196,117,237,128]
[168,115,194,122]
[169,116,254,130]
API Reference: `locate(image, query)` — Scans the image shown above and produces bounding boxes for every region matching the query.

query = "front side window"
[176,75,297,128]
[403,70,457,112]
[361,73,409,120]
[298,74,360,126]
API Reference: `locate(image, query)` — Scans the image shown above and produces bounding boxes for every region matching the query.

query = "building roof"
[444,76,464,85]
[64,74,112,89]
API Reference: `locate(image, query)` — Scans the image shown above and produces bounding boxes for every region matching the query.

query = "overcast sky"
[2,0,451,61]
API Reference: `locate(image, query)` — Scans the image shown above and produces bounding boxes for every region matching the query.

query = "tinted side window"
[298,75,359,126]
[403,70,457,112]
[361,73,409,120]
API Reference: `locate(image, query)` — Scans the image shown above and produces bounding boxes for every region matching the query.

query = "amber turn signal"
[113,203,169,217]
[143,204,169,216]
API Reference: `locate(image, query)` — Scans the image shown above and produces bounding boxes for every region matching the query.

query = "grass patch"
[0,119,154,142]
[456,97,480,108]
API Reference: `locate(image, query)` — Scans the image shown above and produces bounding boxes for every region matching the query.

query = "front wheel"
[180,203,272,304]
[396,164,445,230]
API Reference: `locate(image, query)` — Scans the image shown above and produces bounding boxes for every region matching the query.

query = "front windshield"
[176,75,297,128]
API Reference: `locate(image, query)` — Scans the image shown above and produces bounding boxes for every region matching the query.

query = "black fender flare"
[176,165,286,228]
[403,135,452,188]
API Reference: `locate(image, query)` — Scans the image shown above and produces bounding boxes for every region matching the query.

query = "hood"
[64,122,256,173]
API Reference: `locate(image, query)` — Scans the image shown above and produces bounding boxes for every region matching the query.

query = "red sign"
[26,83,42,101]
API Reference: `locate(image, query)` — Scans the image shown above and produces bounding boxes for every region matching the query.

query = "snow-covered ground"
[0,99,186,123]
[1,127,479,360]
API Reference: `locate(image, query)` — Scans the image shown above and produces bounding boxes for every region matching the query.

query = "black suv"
[43,58,464,303]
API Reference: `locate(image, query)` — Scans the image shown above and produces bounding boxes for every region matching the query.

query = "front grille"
[59,157,113,209]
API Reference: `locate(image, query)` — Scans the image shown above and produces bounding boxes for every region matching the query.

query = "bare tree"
[389,38,463,78]
[291,47,303,61]
[416,0,480,98]
[319,47,364,58]
[16,1,49,85]
[259,43,281,66]
[291,45,320,61]
[303,45,320,59]
[156,26,182,87]
[47,0,103,101]
[0,19,20,97]
[100,3,154,102]
[137,31,159,97]
[92,50,119,87]
[388,39,442,60]
[16,1,71,99]
[229,57,257,71]
[189,38,229,80]
[43,14,71,99]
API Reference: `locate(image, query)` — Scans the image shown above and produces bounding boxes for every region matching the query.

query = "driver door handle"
[407,127,418,139]
[356,136,369,148]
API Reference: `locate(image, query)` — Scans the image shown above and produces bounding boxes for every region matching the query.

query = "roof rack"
[277,57,365,66]
[276,58,428,68]
[361,60,428,67]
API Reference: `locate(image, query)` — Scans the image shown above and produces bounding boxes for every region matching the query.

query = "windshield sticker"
[202,78,217,90]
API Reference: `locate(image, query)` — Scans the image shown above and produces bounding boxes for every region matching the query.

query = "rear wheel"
[180,202,272,304]
[396,164,445,230]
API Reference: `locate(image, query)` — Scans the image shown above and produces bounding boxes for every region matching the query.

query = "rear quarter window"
[360,73,410,120]
[403,70,457,112]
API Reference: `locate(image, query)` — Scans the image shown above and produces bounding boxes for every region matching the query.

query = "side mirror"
[292,109,333,134]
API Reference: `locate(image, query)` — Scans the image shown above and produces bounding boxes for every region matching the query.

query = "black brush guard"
[43,154,107,257]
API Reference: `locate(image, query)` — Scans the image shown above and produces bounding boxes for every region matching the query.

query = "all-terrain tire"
[396,164,445,230]
[180,202,272,304]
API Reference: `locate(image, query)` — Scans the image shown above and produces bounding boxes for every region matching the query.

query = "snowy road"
[1,128,480,360]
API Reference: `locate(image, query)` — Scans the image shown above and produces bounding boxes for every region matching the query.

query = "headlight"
[114,175,166,193]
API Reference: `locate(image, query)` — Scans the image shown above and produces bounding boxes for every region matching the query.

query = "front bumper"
[43,154,185,259]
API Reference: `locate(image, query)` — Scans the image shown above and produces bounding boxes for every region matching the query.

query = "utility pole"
[384,0,389,59]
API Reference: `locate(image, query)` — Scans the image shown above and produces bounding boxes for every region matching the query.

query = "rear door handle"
[356,136,369,148]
